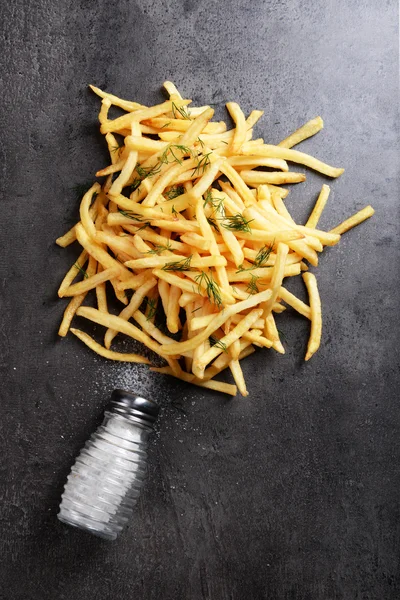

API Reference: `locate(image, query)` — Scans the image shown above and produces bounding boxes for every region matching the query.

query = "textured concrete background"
[0,1,399,599]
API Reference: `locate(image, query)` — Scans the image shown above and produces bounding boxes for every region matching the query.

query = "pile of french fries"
[56,81,374,397]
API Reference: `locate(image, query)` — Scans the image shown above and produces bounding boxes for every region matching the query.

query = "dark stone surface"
[0,1,399,598]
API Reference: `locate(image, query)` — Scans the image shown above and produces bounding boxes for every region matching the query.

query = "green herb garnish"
[146,298,157,320]
[161,255,192,272]
[74,263,88,279]
[221,214,253,233]
[209,335,228,353]
[195,271,222,307]
[246,273,260,296]
[164,185,185,200]
[171,102,191,120]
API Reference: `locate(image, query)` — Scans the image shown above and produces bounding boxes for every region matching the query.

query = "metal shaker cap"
[109,389,160,426]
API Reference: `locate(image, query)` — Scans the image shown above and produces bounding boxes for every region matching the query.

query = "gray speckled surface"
[0,1,399,599]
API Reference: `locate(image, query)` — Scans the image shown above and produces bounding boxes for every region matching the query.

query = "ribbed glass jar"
[58,390,159,540]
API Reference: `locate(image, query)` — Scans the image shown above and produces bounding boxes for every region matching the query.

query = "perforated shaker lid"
[109,389,160,425]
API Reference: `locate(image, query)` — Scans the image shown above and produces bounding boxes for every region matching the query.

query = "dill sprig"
[118,209,143,221]
[127,162,162,193]
[209,335,228,353]
[191,306,202,313]
[192,152,212,176]
[164,185,185,200]
[74,263,88,279]
[236,242,274,273]
[254,243,274,267]
[197,136,205,149]
[160,144,192,166]
[203,188,225,216]
[110,143,121,154]
[207,216,219,231]
[161,255,192,272]
[160,121,172,129]
[221,214,253,233]
[171,102,191,120]
[195,271,222,307]
[146,242,172,255]
[145,298,157,320]
[246,273,260,296]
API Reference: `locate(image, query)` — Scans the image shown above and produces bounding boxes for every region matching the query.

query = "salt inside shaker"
[58,389,159,540]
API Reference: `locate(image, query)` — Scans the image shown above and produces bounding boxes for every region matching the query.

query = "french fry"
[240,143,344,178]
[302,273,322,360]
[104,277,157,348]
[278,116,324,148]
[330,205,375,235]
[71,329,150,364]
[60,267,119,297]
[306,184,330,228]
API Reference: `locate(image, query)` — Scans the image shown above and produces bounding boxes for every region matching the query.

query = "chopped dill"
[161,255,192,272]
[207,216,219,231]
[191,306,202,313]
[221,214,253,233]
[145,298,157,320]
[146,242,172,254]
[160,144,192,165]
[74,263,88,279]
[171,102,191,120]
[195,271,222,307]
[164,185,185,200]
[209,335,228,353]
[192,152,212,176]
[203,188,225,215]
[254,242,274,267]
[118,209,143,221]
[246,273,260,296]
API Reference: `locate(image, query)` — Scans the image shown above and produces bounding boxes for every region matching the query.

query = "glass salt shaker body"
[58,390,159,540]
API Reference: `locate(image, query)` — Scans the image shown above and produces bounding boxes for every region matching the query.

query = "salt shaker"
[58,389,159,540]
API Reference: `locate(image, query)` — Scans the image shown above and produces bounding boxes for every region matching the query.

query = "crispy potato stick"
[101,99,192,133]
[240,170,306,185]
[203,341,254,380]
[104,277,157,349]
[58,256,97,337]
[306,184,331,228]
[241,331,273,348]
[151,367,238,396]
[279,287,311,319]
[160,288,272,355]
[108,148,138,196]
[278,116,324,148]
[124,255,226,269]
[262,243,289,324]
[58,250,88,297]
[229,360,248,396]
[133,310,181,355]
[95,265,108,313]
[302,273,322,360]
[75,223,131,279]
[158,279,170,315]
[90,85,146,112]
[240,143,344,178]
[219,161,256,207]
[193,308,262,378]
[77,306,167,357]
[229,156,289,171]
[79,183,101,238]
[265,313,285,354]
[245,110,264,128]
[167,285,182,334]
[71,329,150,364]
[60,267,119,297]
[226,102,247,154]
[330,206,375,235]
